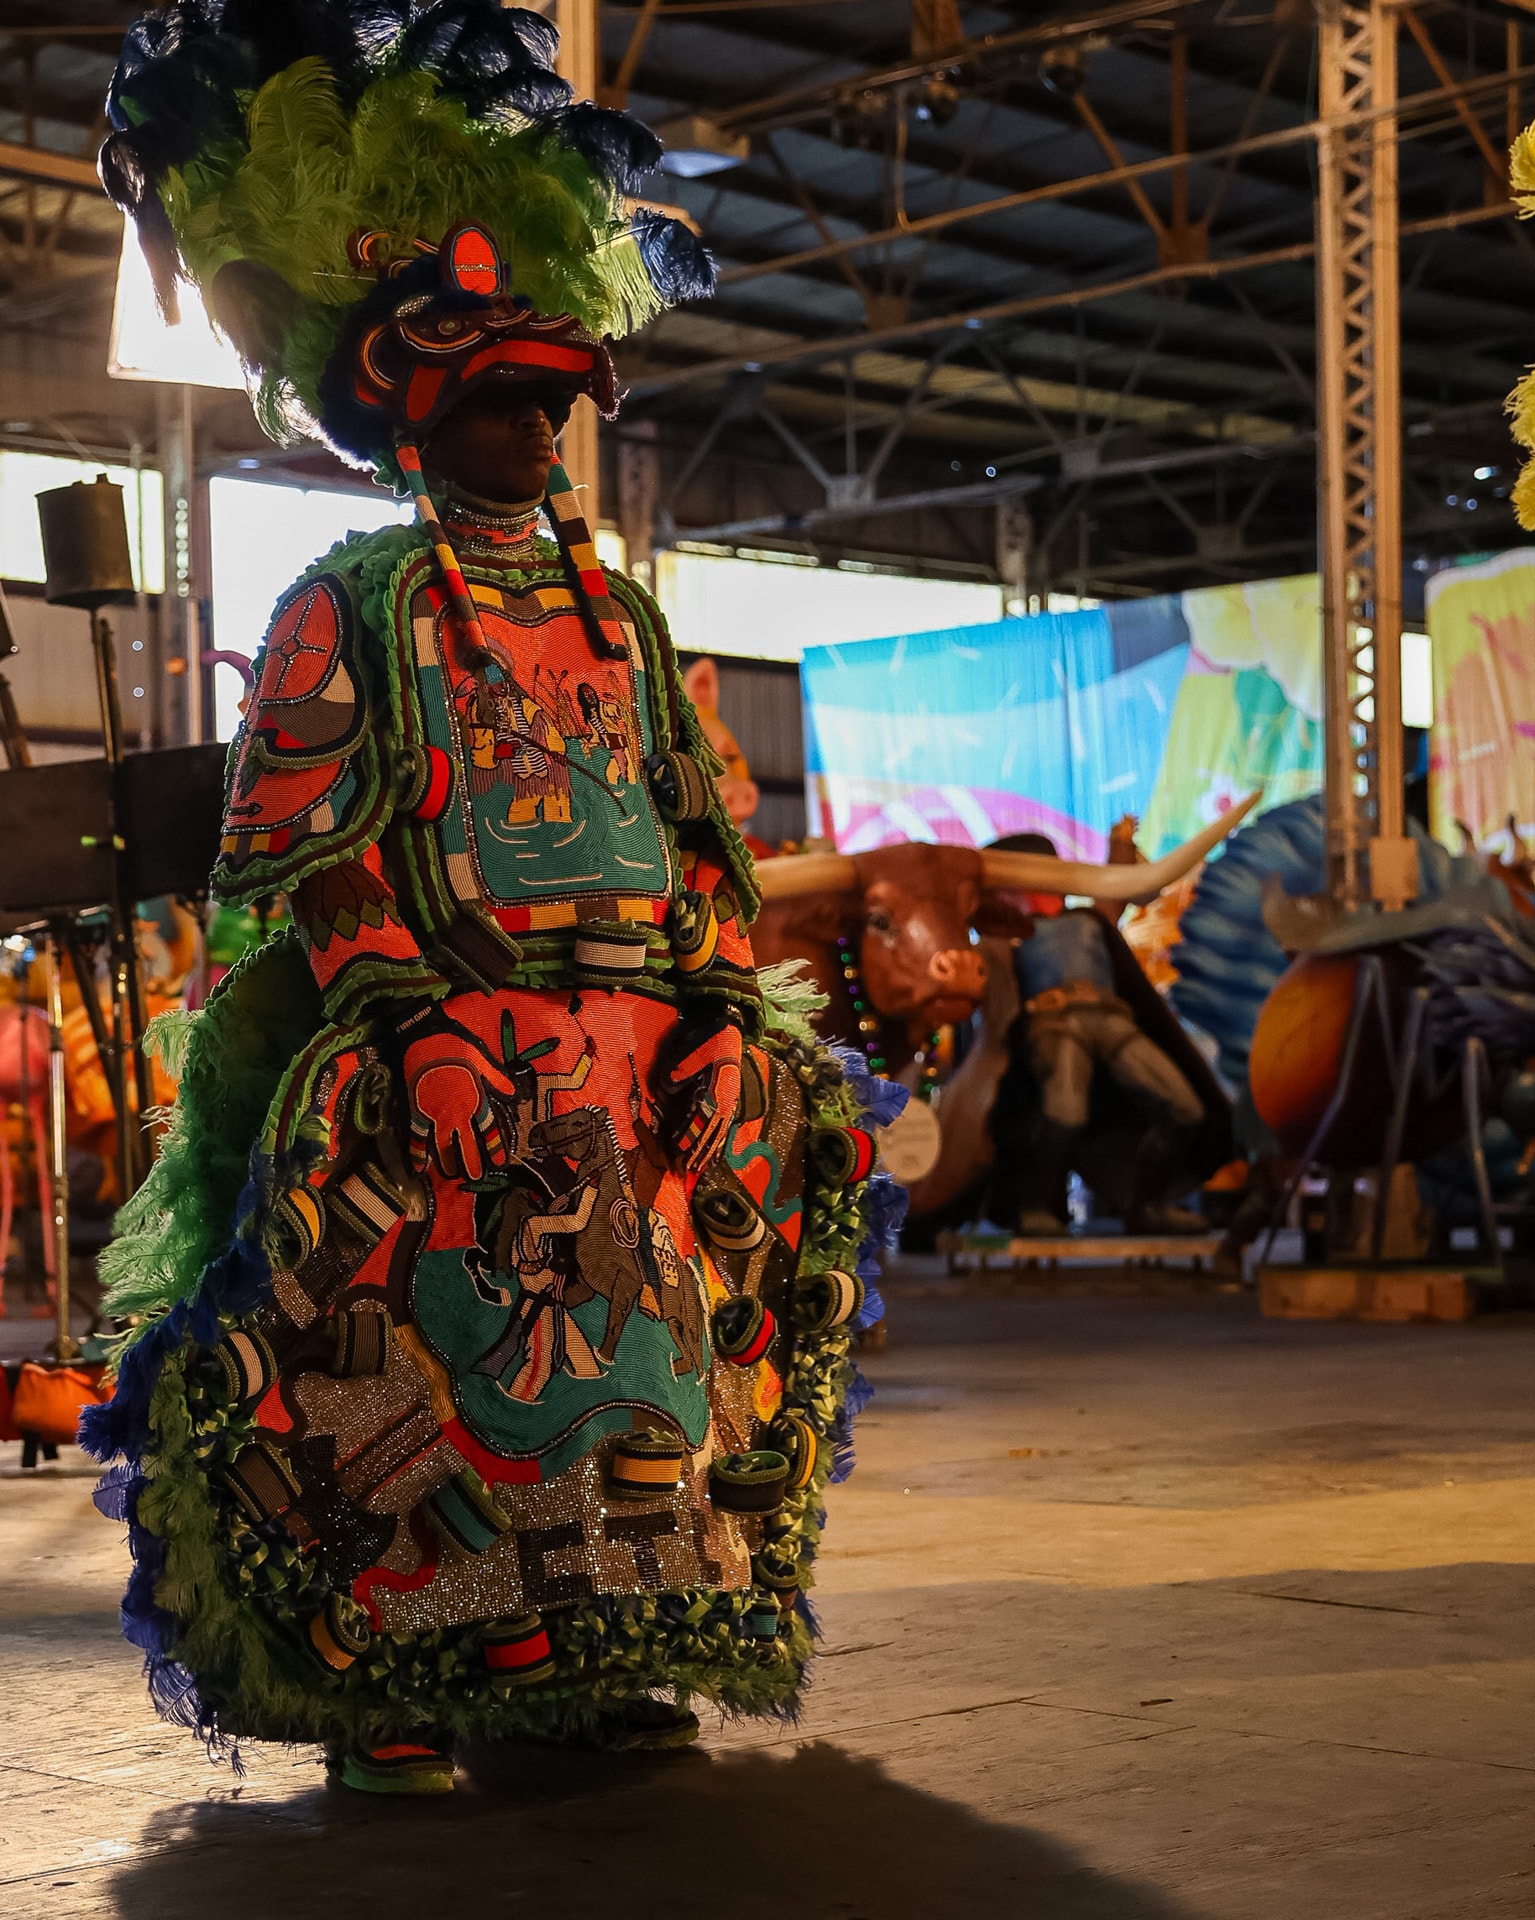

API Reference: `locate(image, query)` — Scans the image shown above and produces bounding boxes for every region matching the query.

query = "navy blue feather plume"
[549,102,663,195]
[402,0,560,72]
[92,1461,140,1523]
[108,34,254,169]
[218,0,370,90]
[399,0,569,117]
[632,210,717,303]
[346,0,420,63]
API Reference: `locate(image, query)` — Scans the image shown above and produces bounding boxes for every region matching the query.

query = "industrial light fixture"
[108,227,246,391]
[657,115,750,179]
[830,93,883,149]
[914,73,960,125]
[1038,44,1087,98]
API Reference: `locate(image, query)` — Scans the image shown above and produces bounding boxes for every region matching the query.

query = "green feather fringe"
[100,934,323,1336]
[126,978,865,1747]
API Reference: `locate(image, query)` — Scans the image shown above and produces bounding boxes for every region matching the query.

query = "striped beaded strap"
[221,1439,302,1524]
[424,1470,512,1553]
[695,1190,769,1256]
[792,1266,864,1334]
[807,1124,878,1189]
[573,919,651,991]
[309,1592,372,1672]
[398,447,624,683]
[670,889,721,975]
[768,1411,821,1491]
[330,1305,392,1379]
[214,1327,278,1406]
[396,439,494,669]
[542,459,628,659]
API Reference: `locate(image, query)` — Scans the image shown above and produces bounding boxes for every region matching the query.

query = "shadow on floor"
[105,1739,1205,1920]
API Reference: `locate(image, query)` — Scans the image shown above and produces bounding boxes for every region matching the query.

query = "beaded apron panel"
[407,571,674,934]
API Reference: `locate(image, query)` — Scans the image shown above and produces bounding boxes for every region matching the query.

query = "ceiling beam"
[711,60,1533,293]
[714,116,1316,291]
[0,139,102,193]
[670,434,1306,545]
[690,0,1204,136]
[638,197,1533,401]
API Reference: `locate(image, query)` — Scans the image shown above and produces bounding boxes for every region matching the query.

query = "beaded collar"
[438,485,547,562]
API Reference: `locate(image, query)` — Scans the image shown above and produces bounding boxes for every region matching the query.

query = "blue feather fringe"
[92,1460,140,1523]
[829,1363,874,1485]
[829,1045,910,1128]
[94,1460,208,1740]
[80,1165,273,1469]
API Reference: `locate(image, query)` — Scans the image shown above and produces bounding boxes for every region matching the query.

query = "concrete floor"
[2,1261,1532,1919]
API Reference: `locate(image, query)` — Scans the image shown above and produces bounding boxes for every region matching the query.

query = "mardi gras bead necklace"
[835,935,946,1097]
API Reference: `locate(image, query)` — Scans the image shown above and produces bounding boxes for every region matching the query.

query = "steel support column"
[556,0,602,525]
[1315,0,1412,912]
[157,384,201,745]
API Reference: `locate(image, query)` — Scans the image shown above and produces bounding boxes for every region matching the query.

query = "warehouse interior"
[1,3,1532,1916]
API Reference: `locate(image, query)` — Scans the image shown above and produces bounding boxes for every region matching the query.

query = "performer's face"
[423,384,558,502]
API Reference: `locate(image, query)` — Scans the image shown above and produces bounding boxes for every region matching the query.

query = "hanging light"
[107,226,246,391]
[1038,45,1087,98]
[656,115,750,179]
[914,73,960,125]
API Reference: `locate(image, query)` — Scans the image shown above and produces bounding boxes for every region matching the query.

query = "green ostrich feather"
[99,933,324,1333]
[756,961,831,1036]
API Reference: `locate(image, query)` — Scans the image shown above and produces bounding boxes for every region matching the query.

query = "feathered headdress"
[101,0,714,467]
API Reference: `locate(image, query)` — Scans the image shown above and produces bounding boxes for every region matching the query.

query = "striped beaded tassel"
[398,442,624,674]
[396,440,494,670]
[541,459,629,659]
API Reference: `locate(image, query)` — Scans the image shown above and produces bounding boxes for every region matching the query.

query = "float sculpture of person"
[986,827,1231,1236]
[84,0,902,1795]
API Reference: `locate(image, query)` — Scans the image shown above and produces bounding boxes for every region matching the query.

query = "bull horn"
[753,850,859,900]
[980,791,1262,901]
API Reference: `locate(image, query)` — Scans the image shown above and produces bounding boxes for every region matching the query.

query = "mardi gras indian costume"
[84,0,1234,1794]
[82,0,908,1792]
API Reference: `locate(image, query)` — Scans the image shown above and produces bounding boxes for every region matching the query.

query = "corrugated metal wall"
[707,655,806,848]
[2,585,156,763]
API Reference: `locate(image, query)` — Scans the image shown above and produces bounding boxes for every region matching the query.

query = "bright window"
[1402,628,1432,729]
[209,475,413,739]
[654,548,1004,662]
[0,449,165,594]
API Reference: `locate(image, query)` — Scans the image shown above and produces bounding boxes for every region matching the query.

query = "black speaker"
[37,478,137,611]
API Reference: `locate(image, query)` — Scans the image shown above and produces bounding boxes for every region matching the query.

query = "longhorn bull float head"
[754,792,1262,905]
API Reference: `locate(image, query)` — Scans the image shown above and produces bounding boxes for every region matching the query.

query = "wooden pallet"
[1257,1266,1487,1322]
[940,1231,1224,1273]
